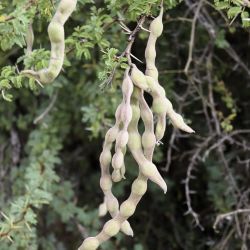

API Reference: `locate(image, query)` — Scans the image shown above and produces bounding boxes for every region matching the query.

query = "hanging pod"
[21,0,77,84]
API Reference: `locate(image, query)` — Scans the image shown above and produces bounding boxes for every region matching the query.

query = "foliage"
[214,0,250,26]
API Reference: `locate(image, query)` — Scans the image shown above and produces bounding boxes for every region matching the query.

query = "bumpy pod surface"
[99,72,135,237]
[131,65,194,141]
[145,75,195,138]
[25,23,34,55]
[131,64,149,91]
[79,5,196,250]
[79,87,167,249]
[139,90,156,160]
[21,0,77,84]
[144,6,194,141]
[144,6,163,81]
[79,237,99,250]
[111,71,133,181]
[99,124,133,236]
[127,87,167,193]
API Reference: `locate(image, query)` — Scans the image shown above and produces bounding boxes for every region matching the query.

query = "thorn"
[189,190,197,194]
[139,24,150,33]
[7,235,13,243]
[35,79,44,88]
[119,23,131,34]
[156,140,164,146]
[130,53,144,64]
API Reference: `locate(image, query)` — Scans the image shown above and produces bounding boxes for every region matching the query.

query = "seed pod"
[112,150,124,170]
[79,87,167,248]
[78,237,99,250]
[98,201,107,217]
[111,72,134,181]
[103,220,120,237]
[79,5,195,249]
[116,131,129,148]
[132,179,147,196]
[139,89,156,160]
[100,177,112,191]
[112,170,123,182]
[120,200,136,217]
[21,0,77,84]
[150,5,164,38]
[106,195,119,214]
[99,150,111,167]
[131,64,149,91]
[121,221,134,236]
[25,23,34,55]
[142,131,156,150]
[128,132,142,150]
[105,127,119,143]
[144,74,194,140]
[128,87,167,192]
[144,5,194,141]
[168,112,195,133]
[98,70,134,238]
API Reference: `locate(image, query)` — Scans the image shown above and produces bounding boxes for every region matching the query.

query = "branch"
[214,209,250,230]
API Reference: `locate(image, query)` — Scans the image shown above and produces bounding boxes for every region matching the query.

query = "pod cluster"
[79,5,194,250]
[21,0,77,84]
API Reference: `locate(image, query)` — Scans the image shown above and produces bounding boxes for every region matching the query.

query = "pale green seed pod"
[78,237,99,250]
[103,220,120,237]
[145,67,158,83]
[168,112,195,133]
[145,41,156,63]
[128,132,141,150]
[149,5,164,38]
[106,196,119,214]
[112,170,123,182]
[145,74,194,139]
[99,201,107,217]
[121,163,126,178]
[100,177,112,191]
[152,97,170,114]
[155,116,166,142]
[121,106,133,125]
[142,131,156,149]
[25,23,34,55]
[48,22,64,43]
[79,87,167,248]
[120,200,136,217]
[131,65,149,90]
[128,87,167,192]
[105,127,119,143]
[116,131,129,148]
[99,70,134,238]
[132,179,147,196]
[21,0,77,84]
[140,161,167,193]
[112,150,124,170]
[100,150,112,167]
[121,221,134,236]
[138,89,155,160]
[122,79,133,100]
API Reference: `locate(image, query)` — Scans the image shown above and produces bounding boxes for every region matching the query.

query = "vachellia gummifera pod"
[79,87,166,250]
[143,4,194,141]
[99,70,136,237]
[78,4,194,250]
[21,0,77,84]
